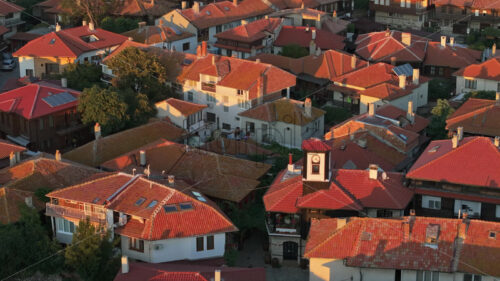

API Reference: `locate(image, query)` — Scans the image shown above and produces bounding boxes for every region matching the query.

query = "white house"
[0,0,24,39]
[453,57,500,95]
[45,173,237,263]
[305,216,500,281]
[238,98,325,148]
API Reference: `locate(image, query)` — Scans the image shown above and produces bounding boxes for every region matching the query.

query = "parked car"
[1,53,16,71]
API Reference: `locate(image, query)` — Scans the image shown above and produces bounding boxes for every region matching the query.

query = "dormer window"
[80,35,99,43]
[425,224,439,248]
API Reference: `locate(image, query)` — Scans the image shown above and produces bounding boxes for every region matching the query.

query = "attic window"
[206,11,211,15]
[163,205,178,213]
[80,34,99,43]
[425,224,440,246]
[92,197,100,204]
[135,197,146,206]
[428,145,440,153]
[179,202,193,210]
[50,38,56,44]
[147,200,158,208]
[489,231,497,239]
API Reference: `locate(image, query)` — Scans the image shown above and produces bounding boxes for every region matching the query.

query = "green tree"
[0,205,63,280]
[120,89,156,127]
[464,90,497,100]
[354,0,369,10]
[107,47,172,102]
[428,99,455,140]
[279,44,309,58]
[428,78,455,100]
[65,218,119,281]
[60,62,103,91]
[100,17,139,33]
[77,86,128,135]
[61,0,117,26]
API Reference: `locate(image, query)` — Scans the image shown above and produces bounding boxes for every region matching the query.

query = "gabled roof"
[114,0,174,17]
[48,173,237,240]
[122,25,195,45]
[179,54,296,100]
[200,138,273,156]
[424,42,481,69]
[0,0,24,16]
[355,30,429,63]
[63,120,186,167]
[34,0,67,14]
[0,82,80,120]
[453,57,500,81]
[159,98,207,117]
[331,63,396,89]
[101,40,148,62]
[238,98,325,125]
[0,139,25,159]
[305,217,500,277]
[407,136,500,188]
[100,140,271,203]
[214,18,283,43]
[13,25,128,58]
[274,26,345,50]
[446,98,500,137]
[302,138,330,152]
[175,0,273,30]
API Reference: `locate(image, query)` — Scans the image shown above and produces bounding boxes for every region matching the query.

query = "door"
[283,241,298,260]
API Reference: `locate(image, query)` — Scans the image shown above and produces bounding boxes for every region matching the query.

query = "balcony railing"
[45,203,106,223]
[201,82,216,93]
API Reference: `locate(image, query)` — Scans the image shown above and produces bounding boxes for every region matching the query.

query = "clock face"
[311,154,320,163]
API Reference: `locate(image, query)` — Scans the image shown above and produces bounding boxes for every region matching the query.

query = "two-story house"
[0,80,90,153]
[0,0,24,39]
[32,0,67,25]
[272,25,345,55]
[263,138,413,263]
[214,18,284,59]
[453,57,500,95]
[407,135,500,221]
[328,62,429,114]
[155,0,274,45]
[13,22,128,78]
[369,0,431,30]
[45,173,238,263]
[238,98,325,148]
[305,216,500,281]
[446,97,500,138]
[178,48,296,133]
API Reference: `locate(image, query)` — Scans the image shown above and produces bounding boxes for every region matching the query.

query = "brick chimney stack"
[407,101,414,123]
[55,150,61,161]
[390,56,396,66]
[399,75,406,89]
[193,1,200,14]
[368,103,375,116]
[305,98,312,118]
[495,136,500,148]
[452,133,459,148]
[351,54,356,69]
[202,41,207,57]
[457,126,464,141]
[369,164,378,180]
[440,36,446,48]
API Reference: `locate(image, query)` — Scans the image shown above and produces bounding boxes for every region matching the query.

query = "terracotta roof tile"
[302,138,330,151]
[0,0,24,16]
[274,26,345,50]
[446,98,500,137]
[214,18,283,43]
[424,42,481,68]
[160,98,207,116]
[453,57,500,81]
[0,140,25,159]
[122,25,195,45]
[114,0,175,17]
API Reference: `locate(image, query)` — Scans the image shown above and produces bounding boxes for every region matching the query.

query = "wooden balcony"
[45,203,106,223]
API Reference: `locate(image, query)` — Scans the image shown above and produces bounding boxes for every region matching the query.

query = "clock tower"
[301,138,331,182]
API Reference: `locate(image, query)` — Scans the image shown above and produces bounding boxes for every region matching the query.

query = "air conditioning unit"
[119,215,127,226]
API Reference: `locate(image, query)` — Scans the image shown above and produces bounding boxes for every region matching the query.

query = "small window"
[222,123,231,130]
[179,202,193,210]
[163,205,177,213]
[489,231,497,239]
[129,238,144,252]
[147,200,158,208]
[237,89,243,95]
[464,274,482,281]
[207,235,214,250]
[224,106,229,112]
[48,115,54,127]
[312,164,320,174]
[182,42,190,51]
[188,91,194,102]
[135,197,146,206]
[196,236,204,251]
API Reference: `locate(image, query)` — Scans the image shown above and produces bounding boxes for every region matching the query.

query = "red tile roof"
[161,98,207,117]
[200,138,273,156]
[0,139,25,159]
[424,42,481,69]
[375,104,430,133]
[48,173,237,240]
[446,98,500,137]
[274,26,345,50]
[355,30,429,63]
[214,18,283,43]
[0,82,80,120]
[414,187,500,205]
[305,217,500,276]
[122,25,195,45]
[263,172,303,213]
[453,57,500,81]
[13,25,128,58]
[101,40,148,62]
[267,0,319,9]
[176,0,274,30]
[407,136,500,188]
[0,0,24,16]
[302,138,331,151]
[113,262,266,281]
[178,54,296,100]
[34,0,68,14]
[331,62,396,89]
[114,0,174,17]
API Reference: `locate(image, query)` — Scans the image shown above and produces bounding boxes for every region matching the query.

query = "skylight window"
[92,197,100,204]
[135,197,146,206]
[147,200,158,208]
[163,205,177,213]
[224,6,229,10]
[428,145,440,153]
[192,191,202,197]
[180,202,193,210]
[49,38,56,44]
[192,191,206,202]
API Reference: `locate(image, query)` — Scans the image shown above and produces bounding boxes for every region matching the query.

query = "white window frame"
[422,196,441,210]
[496,205,500,218]
[454,200,481,217]
[416,271,439,281]
[56,217,75,234]
[464,79,477,89]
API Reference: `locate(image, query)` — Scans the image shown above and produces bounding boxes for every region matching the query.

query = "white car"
[1,53,16,71]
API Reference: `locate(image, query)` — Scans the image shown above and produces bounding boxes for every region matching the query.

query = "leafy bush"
[224,249,238,266]
[323,106,352,125]
[464,90,496,101]
[279,44,309,58]
[34,188,51,203]
[428,78,454,100]
[100,17,139,34]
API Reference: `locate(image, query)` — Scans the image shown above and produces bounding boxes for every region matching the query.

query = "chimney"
[128,37,133,41]
[368,103,375,116]
[390,56,397,66]
[495,136,500,148]
[333,10,337,17]
[336,218,347,229]
[496,92,500,103]
[55,150,61,161]
[212,55,216,65]
[121,256,129,274]
[457,126,464,141]
[368,164,378,180]
[401,32,411,46]
[493,43,497,56]
[94,123,101,140]
[410,209,416,216]
[412,68,420,85]
[55,23,61,32]
[138,21,146,30]
[61,77,67,88]
[193,1,200,14]
[407,101,414,123]
[399,75,406,89]
[440,35,446,48]
[255,58,261,64]
[458,214,469,239]
[168,175,175,185]
[181,1,187,9]
[202,41,207,56]
[214,270,221,281]
[309,40,316,56]
[89,22,95,31]
[82,20,87,26]
[9,152,16,167]
[233,0,238,5]
[196,45,202,57]
[139,150,146,166]
[304,98,312,118]
[287,153,295,172]
[450,37,455,47]
[311,29,316,40]
[351,55,356,69]
[452,133,459,148]
[241,19,248,25]
[385,28,390,37]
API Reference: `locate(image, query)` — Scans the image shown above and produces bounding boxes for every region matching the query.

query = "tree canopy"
[61,0,117,26]
[428,99,455,140]
[100,17,139,33]
[428,78,455,100]
[60,62,103,91]
[279,44,309,58]
[464,90,497,101]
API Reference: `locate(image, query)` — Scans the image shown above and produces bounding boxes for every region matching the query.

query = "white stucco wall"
[150,36,197,54]
[359,82,428,114]
[456,76,499,94]
[18,56,34,77]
